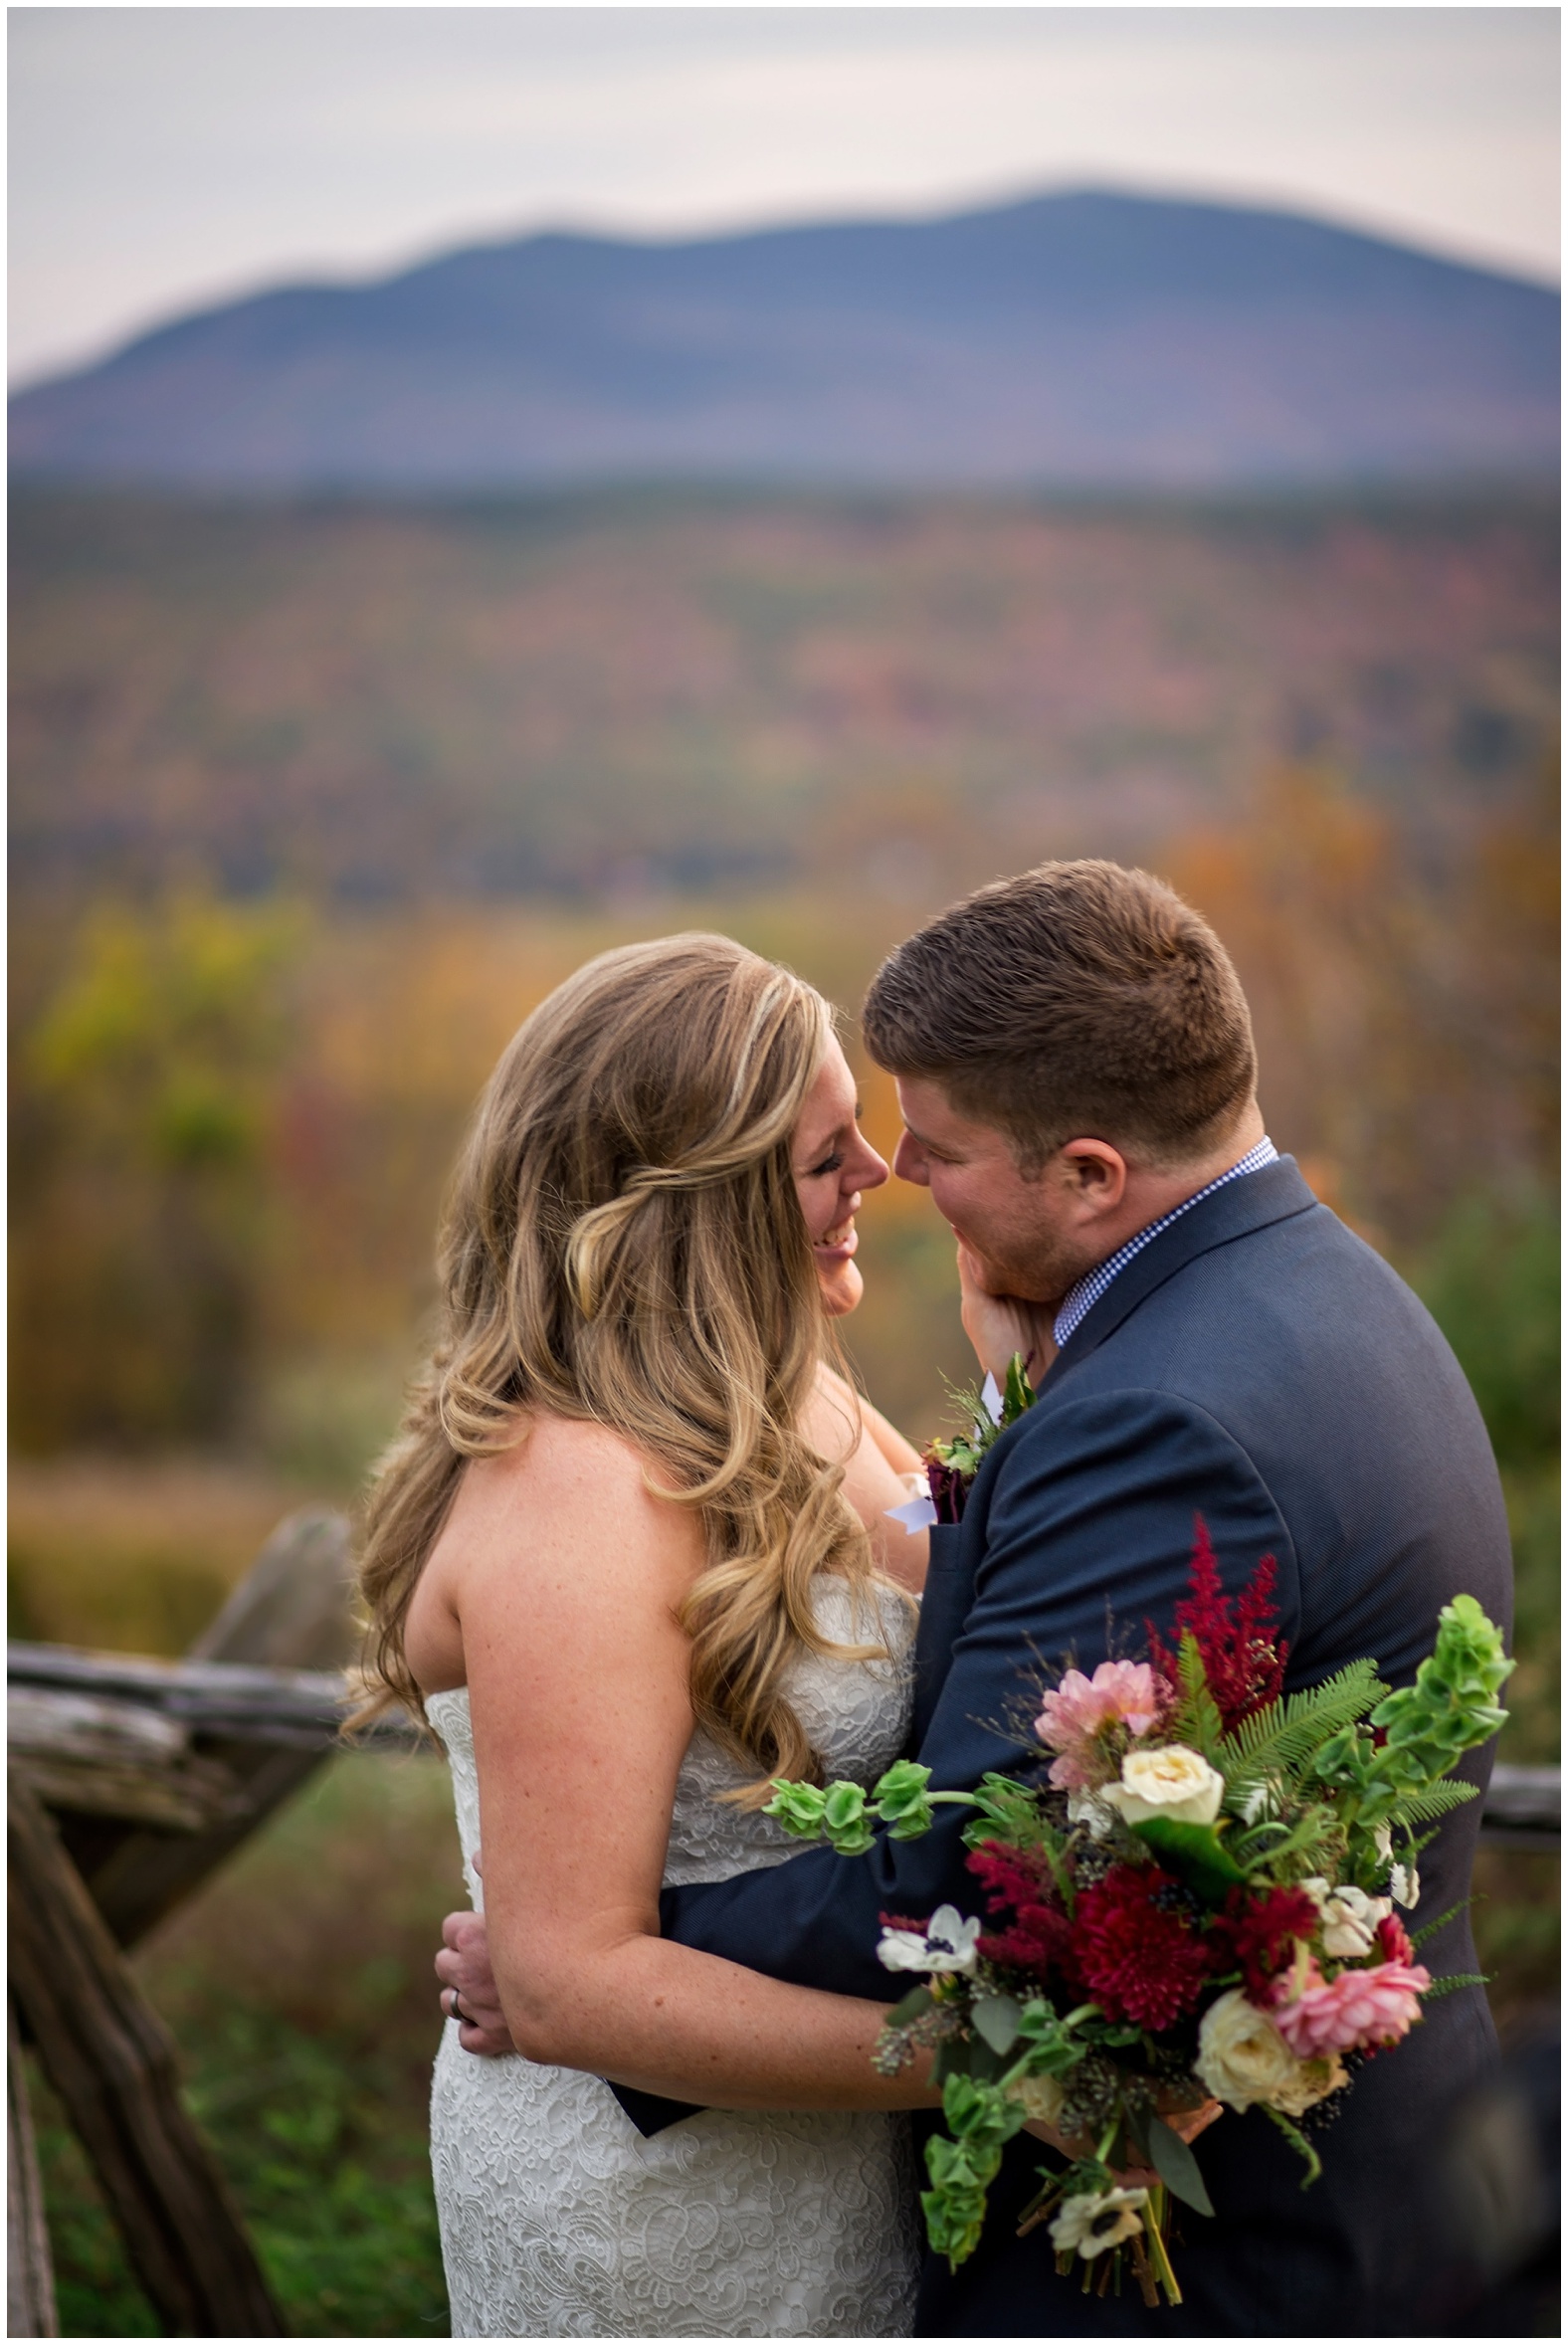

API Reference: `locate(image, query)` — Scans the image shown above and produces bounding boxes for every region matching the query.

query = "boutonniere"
[885,1352,1037,1535]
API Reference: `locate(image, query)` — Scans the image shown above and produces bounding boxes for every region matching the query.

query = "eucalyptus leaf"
[970,1995,1023,2055]
[883,1984,935,2028]
[1122,2097,1153,2163]
[1145,2114,1215,2218]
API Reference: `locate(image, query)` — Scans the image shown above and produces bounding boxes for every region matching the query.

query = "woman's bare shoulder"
[437,1412,702,1585]
[480,1408,663,1487]
[409,1415,697,1694]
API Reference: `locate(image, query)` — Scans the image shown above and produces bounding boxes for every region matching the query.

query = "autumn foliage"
[8,492,1557,1464]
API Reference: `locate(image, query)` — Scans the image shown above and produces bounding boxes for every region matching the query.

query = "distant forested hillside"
[9,191,1558,489]
[11,488,1557,907]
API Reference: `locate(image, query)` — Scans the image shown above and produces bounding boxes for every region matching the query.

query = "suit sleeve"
[659,1389,1297,2001]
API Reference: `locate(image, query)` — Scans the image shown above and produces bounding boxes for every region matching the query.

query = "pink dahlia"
[1036,1661,1164,1788]
[1270,1956,1432,2059]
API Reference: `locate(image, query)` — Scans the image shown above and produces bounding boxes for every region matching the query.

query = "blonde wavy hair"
[356,932,893,1796]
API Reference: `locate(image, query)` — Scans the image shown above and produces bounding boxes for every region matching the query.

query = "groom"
[442,861,1512,2335]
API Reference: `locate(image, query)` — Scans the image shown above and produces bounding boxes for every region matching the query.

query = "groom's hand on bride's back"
[437,1906,513,2056]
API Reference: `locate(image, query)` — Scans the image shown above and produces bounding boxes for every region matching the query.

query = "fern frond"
[1422,1971,1489,1999]
[1230,1802,1341,1872]
[1219,1660,1387,1798]
[1173,1632,1227,1759]
[1411,1897,1473,1950]
[1385,1781,1479,1828]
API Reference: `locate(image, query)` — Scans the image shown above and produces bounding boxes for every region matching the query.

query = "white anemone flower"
[1049,2187,1148,2258]
[1316,1882,1392,1958]
[1370,1825,1421,1910]
[876,1903,982,1976]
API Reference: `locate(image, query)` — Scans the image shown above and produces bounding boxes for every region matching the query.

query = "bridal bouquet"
[767,1485,1512,2307]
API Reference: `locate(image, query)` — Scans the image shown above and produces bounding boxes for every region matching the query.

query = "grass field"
[26,1755,459,2338]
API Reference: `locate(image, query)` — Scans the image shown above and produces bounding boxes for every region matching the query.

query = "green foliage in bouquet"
[929,1352,1037,1475]
[1308,1596,1515,1873]
[764,1559,1512,2309]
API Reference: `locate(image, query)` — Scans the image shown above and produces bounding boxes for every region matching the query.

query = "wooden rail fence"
[5,1506,1559,2335]
[6,1510,417,2339]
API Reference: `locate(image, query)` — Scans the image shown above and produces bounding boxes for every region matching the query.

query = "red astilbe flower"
[1071,1863,1219,2031]
[965,1843,1079,1985]
[1210,1884,1321,1999]
[1146,1516,1289,1732]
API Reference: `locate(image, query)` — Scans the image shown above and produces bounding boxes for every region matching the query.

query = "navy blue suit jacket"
[629,1160,1514,2334]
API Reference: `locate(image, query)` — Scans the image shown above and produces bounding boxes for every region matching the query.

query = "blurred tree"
[1411,1181,1560,1766]
[8,762,1555,1466]
[11,891,302,1450]
[1166,761,1558,1243]
[1449,756,1560,1190]
[1413,1184,1559,1474]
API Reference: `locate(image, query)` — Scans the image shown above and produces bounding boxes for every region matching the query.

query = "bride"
[355,933,944,2338]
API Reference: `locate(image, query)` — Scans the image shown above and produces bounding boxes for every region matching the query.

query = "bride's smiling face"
[790,1039,888,1318]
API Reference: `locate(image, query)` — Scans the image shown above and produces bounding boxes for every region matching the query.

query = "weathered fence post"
[8,1776,287,2335]
[8,1992,58,2339]
[187,1507,358,1672]
[73,1509,359,1950]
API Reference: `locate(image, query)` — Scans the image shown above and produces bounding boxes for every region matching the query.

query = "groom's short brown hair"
[862,860,1257,1169]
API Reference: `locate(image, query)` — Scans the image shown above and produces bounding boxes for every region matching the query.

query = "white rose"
[1103,1742,1225,1830]
[1270,2052,1346,2117]
[1195,1989,1300,2110]
[1006,2070,1069,2129]
[1318,1883,1391,1959]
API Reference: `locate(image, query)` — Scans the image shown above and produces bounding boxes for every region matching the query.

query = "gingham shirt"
[1052,1138,1278,1351]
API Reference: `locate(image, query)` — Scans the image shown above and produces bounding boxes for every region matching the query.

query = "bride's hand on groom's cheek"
[955,1245,1058,1387]
[437,1901,514,2057]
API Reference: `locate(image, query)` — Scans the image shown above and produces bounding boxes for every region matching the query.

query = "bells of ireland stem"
[765,1777,875,1854]
[820,1781,877,1856]
[1368,1595,1513,1778]
[764,1780,829,1837]
[872,1760,937,1840]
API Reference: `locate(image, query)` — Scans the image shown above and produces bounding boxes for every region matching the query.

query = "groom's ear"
[1054,1138,1128,1215]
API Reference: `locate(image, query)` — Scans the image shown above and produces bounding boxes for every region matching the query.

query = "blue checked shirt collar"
[1052,1138,1278,1351]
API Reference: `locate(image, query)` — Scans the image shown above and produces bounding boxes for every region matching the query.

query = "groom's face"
[892,1075,1104,1305]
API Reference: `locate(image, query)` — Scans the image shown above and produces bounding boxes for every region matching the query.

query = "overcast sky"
[10,7,1560,388]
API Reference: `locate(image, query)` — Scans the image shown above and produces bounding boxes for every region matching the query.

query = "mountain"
[9,190,1559,489]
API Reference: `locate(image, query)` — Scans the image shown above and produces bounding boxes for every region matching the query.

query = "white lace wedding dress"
[427,1578,921,2339]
